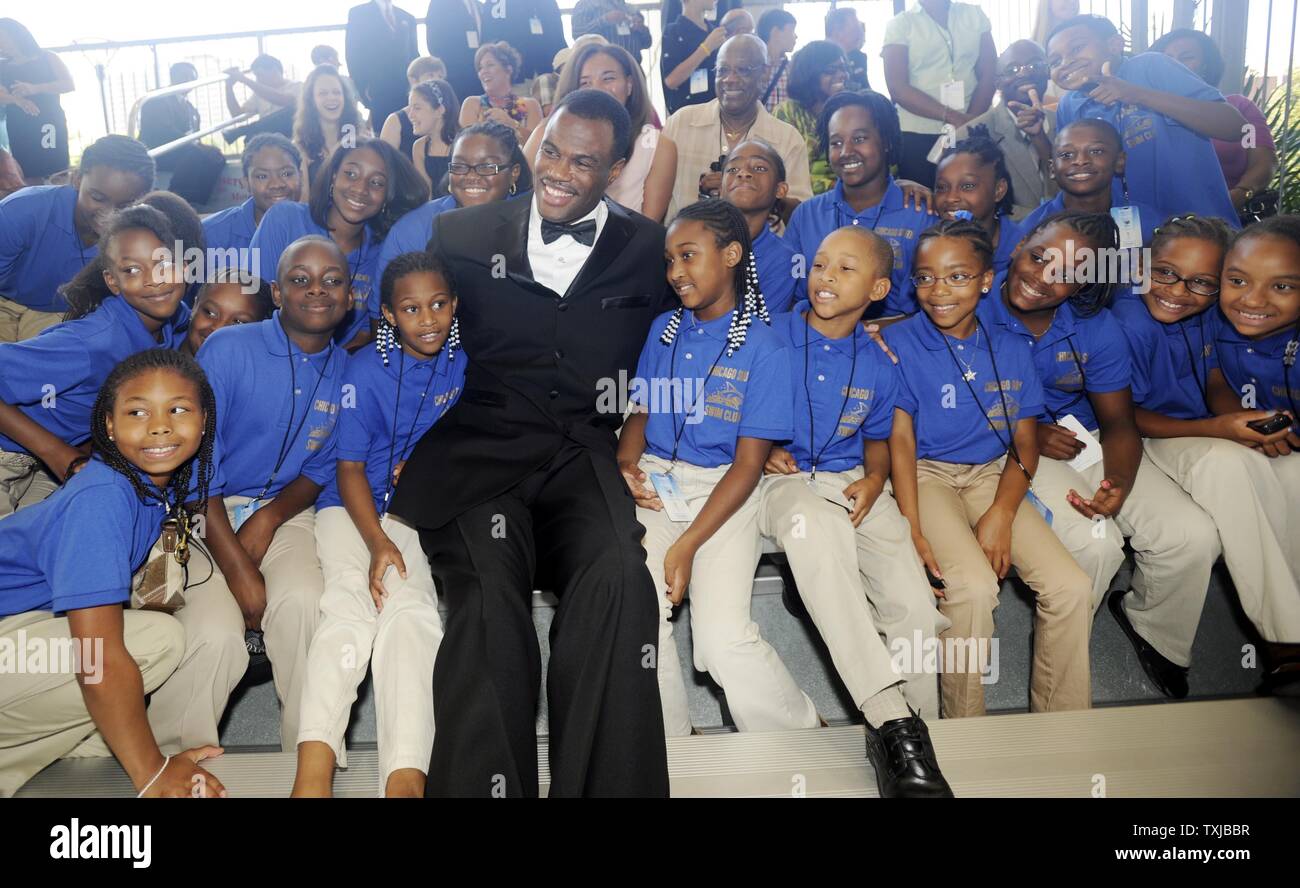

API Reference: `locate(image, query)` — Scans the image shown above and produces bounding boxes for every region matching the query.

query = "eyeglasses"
[1001,60,1046,78]
[1149,266,1221,297]
[911,271,981,289]
[448,161,509,176]
[821,63,848,77]
[714,64,761,80]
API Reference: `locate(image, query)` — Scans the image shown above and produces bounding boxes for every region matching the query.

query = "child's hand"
[763,446,799,475]
[236,506,277,568]
[367,537,408,611]
[862,322,899,364]
[663,538,696,606]
[974,504,1014,579]
[1087,61,1141,106]
[1213,410,1295,450]
[1037,422,1085,461]
[1067,476,1127,519]
[391,460,406,486]
[844,475,884,526]
[230,569,268,631]
[896,179,937,215]
[143,746,227,798]
[620,459,662,510]
[911,533,944,598]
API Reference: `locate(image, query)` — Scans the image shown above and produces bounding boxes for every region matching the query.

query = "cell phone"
[925,567,947,590]
[1247,413,1293,435]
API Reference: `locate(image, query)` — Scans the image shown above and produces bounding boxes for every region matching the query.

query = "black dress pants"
[419,441,670,797]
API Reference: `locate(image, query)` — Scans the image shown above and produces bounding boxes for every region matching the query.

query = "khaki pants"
[0,608,184,797]
[147,496,324,752]
[638,454,819,736]
[0,296,64,343]
[1145,437,1300,644]
[758,469,948,720]
[0,449,58,518]
[916,458,1093,717]
[300,507,442,784]
[1034,444,1221,666]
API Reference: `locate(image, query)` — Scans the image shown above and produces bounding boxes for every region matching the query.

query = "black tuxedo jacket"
[345,2,420,113]
[426,0,487,109]
[389,195,677,531]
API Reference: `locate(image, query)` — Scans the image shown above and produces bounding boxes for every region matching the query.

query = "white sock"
[862,685,911,729]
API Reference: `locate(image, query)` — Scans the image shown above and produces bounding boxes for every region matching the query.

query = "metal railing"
[125,70,264,158]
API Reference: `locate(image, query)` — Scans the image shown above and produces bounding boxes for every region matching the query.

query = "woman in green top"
[773,40,848,195]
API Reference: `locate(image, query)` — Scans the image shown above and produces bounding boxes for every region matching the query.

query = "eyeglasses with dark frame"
[911,271,982,289]
[714,64,762,80]
[1149,265,1221,297]
[448,161,510,176]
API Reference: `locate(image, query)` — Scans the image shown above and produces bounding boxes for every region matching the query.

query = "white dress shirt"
[526,198,609,296]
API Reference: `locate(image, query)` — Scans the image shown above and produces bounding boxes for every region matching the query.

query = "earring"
[446,316,461,360]
[509,182,517,195]
[982,287,990,294]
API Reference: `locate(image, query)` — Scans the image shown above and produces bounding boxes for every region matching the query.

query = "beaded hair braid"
[660,198,771,357]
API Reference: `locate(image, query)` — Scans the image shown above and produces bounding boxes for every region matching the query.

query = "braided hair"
[916,217,996,271]
[939,132,1018,219]
[661,199,770,358]
[1020,210,1122,317]
[91,348,216,523]
[60,204,177,322]
[374,250,460,366]
[1150,213,1234,258]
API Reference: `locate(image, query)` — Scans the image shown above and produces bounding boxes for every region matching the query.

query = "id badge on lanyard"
[649,472,693,523]
[231,497,267,532]
[1111,206,1143,250]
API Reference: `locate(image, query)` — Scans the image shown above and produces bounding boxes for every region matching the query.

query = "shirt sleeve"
[861,360,899,441]
[250,206,290,285]
[1130,53,1225,106]
[336,361,376,462]
[0,193,34,285]
[43,485,138,612]
[1082,313,1133,394]
[882,12,911,49]
[738,341,795,442]
[1228,95,1275,151]
[0,325,93,407]
[886,331,920,416]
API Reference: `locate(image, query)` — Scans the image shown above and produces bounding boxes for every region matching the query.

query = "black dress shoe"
[864,711,954,798]
[1109,590,1189,699]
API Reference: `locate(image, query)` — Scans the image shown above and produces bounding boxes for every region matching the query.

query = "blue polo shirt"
[0,185,97,312]
[1057,53,1240,227]
[1020,192,1162,247]
[635,309,794,468]
[0,458,168,616]
[993,214,1026,276]
[317,343,467,512]
[1110,291,1218,420]
[199,312,347,500]
[250,201,379,345]
[0,296,189,453]
[773,310,899,473]
[1215,320,1300,428]
[887,312,1045,464]
[202,197,258,272]
[752,225,800,314]
[784,179,936,317]
[978,278,1131,432]
[372,195,459,318]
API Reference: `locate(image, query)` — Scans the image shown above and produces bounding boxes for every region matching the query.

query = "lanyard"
[666,315,729,473]
[1043,333,1089,424]
[941,318,1033,482]
[802,313,860,479]
[382,348,442,511]
[834,197,887,233]
[259,329,329,502]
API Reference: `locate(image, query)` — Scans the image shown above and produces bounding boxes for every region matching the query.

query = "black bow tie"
[541,218,597,246]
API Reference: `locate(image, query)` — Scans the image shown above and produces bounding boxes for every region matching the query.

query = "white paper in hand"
[1057,414,1103,473]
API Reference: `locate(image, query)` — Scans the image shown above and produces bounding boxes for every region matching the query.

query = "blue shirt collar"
[1217,319,1298,358]
[52,185,82,239]
[985,274,1080,345]
[787,309,860,357]
[684,307,736,342]
[831,177,905,219]
[259,311,340,360]
[915,310,988,352]
[382,344,452,378]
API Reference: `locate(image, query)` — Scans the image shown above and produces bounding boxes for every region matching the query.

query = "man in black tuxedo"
[345,0,419,128]
[389,89,673,798]
[426,0,487,111]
